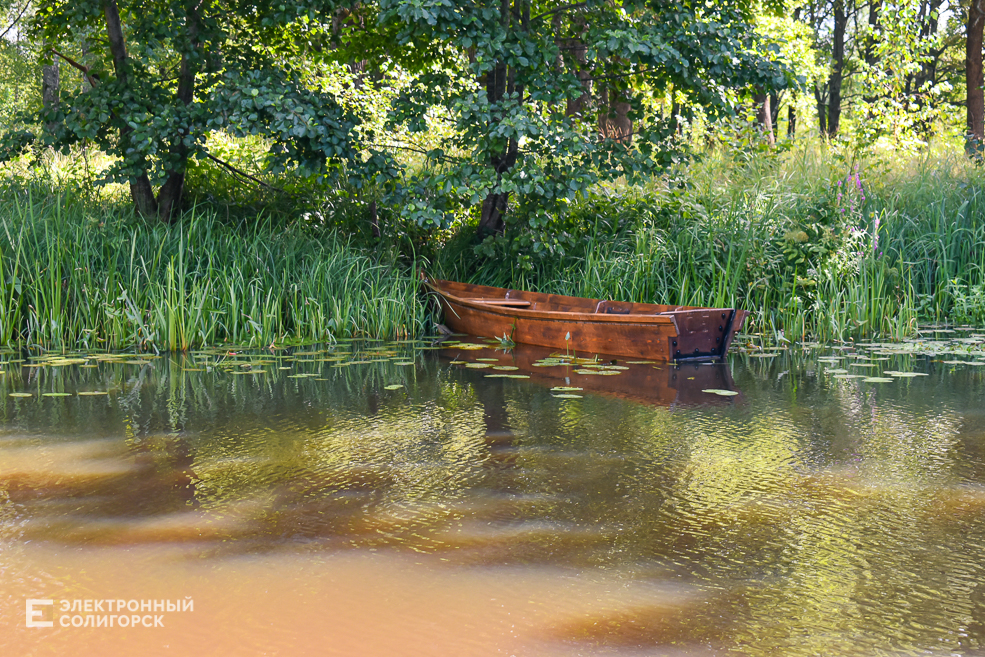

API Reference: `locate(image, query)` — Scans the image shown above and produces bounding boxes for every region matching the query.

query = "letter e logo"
[26,599,53,628]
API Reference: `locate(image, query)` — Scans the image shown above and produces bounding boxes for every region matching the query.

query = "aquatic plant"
[0,183,426,350]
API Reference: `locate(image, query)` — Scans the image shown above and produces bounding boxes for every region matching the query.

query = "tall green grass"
[0,184,425,351]
[437,140,985,342]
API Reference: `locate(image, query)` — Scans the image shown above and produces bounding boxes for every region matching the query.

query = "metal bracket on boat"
[718,309,737,358]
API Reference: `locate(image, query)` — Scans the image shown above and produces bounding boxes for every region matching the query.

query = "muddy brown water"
[2,337,985,656]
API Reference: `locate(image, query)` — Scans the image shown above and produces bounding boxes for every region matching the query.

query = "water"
[2,335,985,656]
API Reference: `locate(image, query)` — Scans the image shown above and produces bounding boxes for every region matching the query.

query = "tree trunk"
[42,62,60,133]
[864,0,881,68]
[368,200,380,238]
[753,91,775,145]
[562,18,591,118]
[103,0,159,217]
[670,98,681,135]
[477,0,523,237]
[828,0,847,136]
[968,0,985,156]
[788,101,796,138]
[813,86,827,135]
[156,0,202,221]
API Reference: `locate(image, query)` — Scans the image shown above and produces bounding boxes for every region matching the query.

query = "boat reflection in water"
[433,338,742,408]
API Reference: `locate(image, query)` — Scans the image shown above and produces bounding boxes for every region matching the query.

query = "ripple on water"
[1,341,985,656]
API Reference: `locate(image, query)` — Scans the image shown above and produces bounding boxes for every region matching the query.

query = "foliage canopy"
[3,0,797,228]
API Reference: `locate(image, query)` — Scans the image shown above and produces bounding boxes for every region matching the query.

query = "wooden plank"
[461,298,532,307]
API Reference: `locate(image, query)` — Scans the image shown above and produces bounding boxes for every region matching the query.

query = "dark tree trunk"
[670,99,681,135]
[864,0,881,68]
[477,0,524,237]
[42,62,60,132]
[828,0,847,136]
[788,102,796,138]
[909,0,941,96]
[814,87,828,135]
[968,0,985,155]
[368,200,380,238]
[562,18,591,118]
[103,0,158,217]
[156,0,202,222]
[753,91,775,145]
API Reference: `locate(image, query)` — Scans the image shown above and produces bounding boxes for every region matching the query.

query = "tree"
[364,0,798,243]
[4,0,369,221]
[968,0,985,154]
[4,0,795,236]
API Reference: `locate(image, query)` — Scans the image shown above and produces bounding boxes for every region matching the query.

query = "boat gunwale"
[425,277,736,326]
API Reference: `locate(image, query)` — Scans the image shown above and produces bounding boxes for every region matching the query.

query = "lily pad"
[826,369,849,374]
[748,353,781,358]
[574,369,601,375]
[883,371,928,377]
[475,358,500,362]
[77,391,110,396]
[833,374,866,379]
[492,366,519,371]
[42,392,72,397]
[383,384,403,390]
[465,363,492,369]
[393,361,415,366]
[8,392,32,398]
[862,377,895,383]
[551,386,583,392]
[702,389,739,396]
[552,394,583,399]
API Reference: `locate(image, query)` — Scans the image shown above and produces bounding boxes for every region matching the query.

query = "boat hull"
[424,277,748,361]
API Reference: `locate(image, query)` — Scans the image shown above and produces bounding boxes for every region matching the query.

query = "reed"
[0,183,426,351]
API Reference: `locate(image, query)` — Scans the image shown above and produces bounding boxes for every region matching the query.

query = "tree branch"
[202,152,294,195]
[531,2,586,23]
[0,0,31,40]
[50,49,100,88]
[583,66,656,83]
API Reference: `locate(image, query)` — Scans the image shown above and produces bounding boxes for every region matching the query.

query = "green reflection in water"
[1,341,985,655]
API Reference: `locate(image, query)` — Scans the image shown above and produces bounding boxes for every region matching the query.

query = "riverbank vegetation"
[2,0,985,349]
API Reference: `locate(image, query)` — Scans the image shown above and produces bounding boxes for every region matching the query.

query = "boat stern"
[667,308,748,361]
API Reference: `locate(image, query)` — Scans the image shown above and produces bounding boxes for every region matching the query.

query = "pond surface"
[2,334,985,656]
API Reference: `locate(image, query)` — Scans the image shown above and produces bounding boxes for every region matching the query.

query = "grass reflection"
[1,342,985,655]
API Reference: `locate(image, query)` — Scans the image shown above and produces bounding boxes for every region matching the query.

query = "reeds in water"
[0,187,425,350]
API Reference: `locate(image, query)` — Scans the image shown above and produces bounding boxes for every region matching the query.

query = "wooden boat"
[423,275,749,361]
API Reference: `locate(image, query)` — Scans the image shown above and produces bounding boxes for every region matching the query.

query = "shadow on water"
[1,337,985,655]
